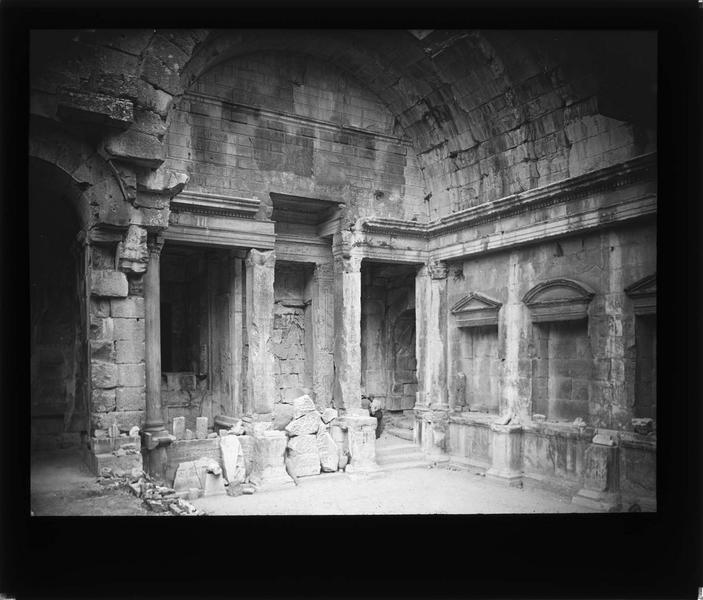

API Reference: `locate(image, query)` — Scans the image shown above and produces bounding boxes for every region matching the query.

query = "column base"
[339,415,378,472]
[250,430,293,490]
[572,489,622,512]
[486,467,524,488]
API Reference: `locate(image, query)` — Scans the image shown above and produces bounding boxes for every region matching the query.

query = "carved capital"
[313,261,335,280]
[427,260,448,280]
[147,234,165,258]
[118,224,149,274]
[246,248,275,269]
[334,253,362,274]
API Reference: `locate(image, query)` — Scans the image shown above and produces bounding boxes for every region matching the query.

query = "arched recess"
[29,155,92,450]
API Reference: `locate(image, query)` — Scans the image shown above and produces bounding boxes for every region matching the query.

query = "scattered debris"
[129,426,140,437]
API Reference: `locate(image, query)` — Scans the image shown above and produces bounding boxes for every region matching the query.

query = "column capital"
[313,260,335,279]
[427,259,448,280]
[333,253,362,274]
[246,248,275,269]
[147,234,165,257]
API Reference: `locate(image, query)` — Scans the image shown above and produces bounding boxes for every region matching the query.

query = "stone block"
[292,394,317,419]
[85,451,143,476]
[173,457,220,493]
[91,389,116,413]
[285,411,322,437]
[272,403,294,430]
[185,429,194,440]
[321,407,338,424]
[115,387,145,411]
[90,298,111,317]
[91,360,118,389]
[103,128,166,168]
[90,340,115,361]
[195,416,208,439]
[252,431,290,488]
[115,339,145,364]
[90,316,114,341]
[287,434,321,477]
[110,297,146,318]
[317,430,338,472]
[91,270,128,298]
[220,434,245,484]
[117,363,146,387]
[113,318,145,341]
[172,416,186,440]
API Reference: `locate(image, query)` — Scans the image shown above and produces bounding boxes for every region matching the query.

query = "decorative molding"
[359,152,656,243]
[523,278,595,323]
[625,273,656,315]
[171,190,261,219]
[450,292,502,328]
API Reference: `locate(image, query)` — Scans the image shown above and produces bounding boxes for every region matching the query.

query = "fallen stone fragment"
[226,483,243,497]
[145,499,166,512]
[317,430,339,472]
[173,457,220,493]
[94,429,108,438]
[292,394,316,420]
[220,434,245,485]
[195,416,208,440]
[129,426,140,437]
[207,432,218,439]
[494,413,512,426]
[128,483,141,497]
[172,416,186,440]
[114,468,126,478]
[242,484,256,495]
[321,408,338,424]
[169,504,183,515]
[185,429,194,440]
[287,434,321,477]
[285,411,322,437]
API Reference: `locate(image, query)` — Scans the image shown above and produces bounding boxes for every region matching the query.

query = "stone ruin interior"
[28,28,657,513]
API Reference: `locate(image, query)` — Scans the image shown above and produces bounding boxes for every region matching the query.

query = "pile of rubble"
[96,466,206,516]
[276,395,344,477]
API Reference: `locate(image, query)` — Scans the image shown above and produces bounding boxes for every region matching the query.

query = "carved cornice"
[170,190,261,219]
[523,278,595,323]
[359,153,656,241]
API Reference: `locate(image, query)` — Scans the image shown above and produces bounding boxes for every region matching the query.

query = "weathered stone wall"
[446,219,657,429]
[165,52,426,225]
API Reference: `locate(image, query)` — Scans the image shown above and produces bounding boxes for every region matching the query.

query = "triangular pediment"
[625,273,656,297]
[451,292,502,314]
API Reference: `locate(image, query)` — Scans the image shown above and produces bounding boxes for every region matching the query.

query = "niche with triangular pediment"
[523,278,595,323]
[450,292,502,328]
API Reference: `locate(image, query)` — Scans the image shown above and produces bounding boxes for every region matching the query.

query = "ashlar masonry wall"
[165,52,427,226]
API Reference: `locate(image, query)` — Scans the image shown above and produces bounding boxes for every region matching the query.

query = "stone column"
[332,246,363,415]
[143,235,166,437]
[415,260,449,459]
[245,248,276,421]
[332,236,377,472]
[311,261,335,408]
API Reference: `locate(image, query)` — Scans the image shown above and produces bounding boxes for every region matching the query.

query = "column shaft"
[311,261,335,407]
[144,235,165,433]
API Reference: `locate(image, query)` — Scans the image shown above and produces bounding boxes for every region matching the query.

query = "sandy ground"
[191,466,598,515]
[30,446,599,516]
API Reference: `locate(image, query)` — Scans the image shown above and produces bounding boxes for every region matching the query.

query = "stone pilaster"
[415,260,449,457]
[332,237,363,416]
[245,249,277,418]
[311,261,335,408]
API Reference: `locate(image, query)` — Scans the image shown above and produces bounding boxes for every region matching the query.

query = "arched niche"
[522,278,595,323]
[450,292,502,328]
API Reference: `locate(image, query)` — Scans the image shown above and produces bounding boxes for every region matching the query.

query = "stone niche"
[451,293,502,413]
[625,274,656,420]
[272,262,314,404]
[524,279,595,422]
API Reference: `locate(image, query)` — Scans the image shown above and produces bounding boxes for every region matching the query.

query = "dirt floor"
[30,446,598,516]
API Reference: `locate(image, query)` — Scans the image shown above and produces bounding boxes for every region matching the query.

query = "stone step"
[377,459,430,472]
[385,427,414,441]
[376,451,427,466]
[376,444,420,458]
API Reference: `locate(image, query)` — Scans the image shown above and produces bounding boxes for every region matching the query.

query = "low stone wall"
[447,412,657,508]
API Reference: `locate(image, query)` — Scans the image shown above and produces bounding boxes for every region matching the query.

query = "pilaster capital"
[333,253,362,274]
[427,259,448,280]
[246,248,276,269]
[313,261,335,280]
[147,234,165,257]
